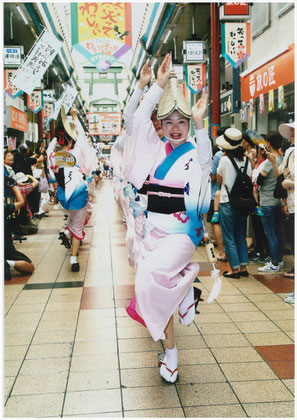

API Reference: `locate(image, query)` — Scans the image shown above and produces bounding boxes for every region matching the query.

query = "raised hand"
[157,53,171,89]
[138,59,152,90]
[192,88,208,129]
[70,107,78,120]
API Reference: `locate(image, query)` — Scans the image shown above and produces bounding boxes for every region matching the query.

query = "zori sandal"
[178,287,203,326]
[158,354,178,384]
[59,232,71,249]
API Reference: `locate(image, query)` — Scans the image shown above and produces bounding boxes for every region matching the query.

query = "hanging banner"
[259,93,265,114]
[12,29,62,95]
[278,85,284,109]
[51,85,78,120]
[185,64,205,95]
[43,89,56,103]
[8,137,17,150]
[4,69,23,99]
[249,98,254,118]
[71,3,132,72]
[27,91,43,114]
[221,22,251,68]
[44,103,54,121]
[268,89,274,112]
[88,112,121,135]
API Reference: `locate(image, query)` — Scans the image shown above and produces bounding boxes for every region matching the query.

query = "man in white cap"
[125,54,211,384]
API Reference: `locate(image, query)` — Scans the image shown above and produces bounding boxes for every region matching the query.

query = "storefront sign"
[4,46,23,66]
[173,64,184,81]
[44,103,54,121]
[240,44,294,101]
[51,85,78,120]
[278,85,284,110]
[220,91,233,116]
[183,40,205,63]
[71,3,132,72]
[28,91,43,114]
[220,3,250,20]
[88,112,121,135]
[268,89,274,112]
[221,22,251,68]
[4,69,23,99]
[13,29,62,95]
[43,89,55,103]
[185,64,205,95]
[7,106,28,132]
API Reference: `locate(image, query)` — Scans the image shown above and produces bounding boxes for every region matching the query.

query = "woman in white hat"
[216,128,253,279]
[126,54,211,383]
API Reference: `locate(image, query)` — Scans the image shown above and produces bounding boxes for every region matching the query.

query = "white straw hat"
[61,106,78,141]
[157,72,191,120]
[15,172,28,184]
[216,128,242,150]
[278,122,295,139]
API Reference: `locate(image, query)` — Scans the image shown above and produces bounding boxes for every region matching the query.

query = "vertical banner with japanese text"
[185,64,205,95]
[12,29,62,95]
[27,91,43,114]
[71,3,132,72]
[44,103,54,122]
[4,69,23,99]
[221,22,251,68]
[51,85,78,120]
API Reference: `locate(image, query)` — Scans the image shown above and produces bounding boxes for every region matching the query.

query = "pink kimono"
[126,84,212,341]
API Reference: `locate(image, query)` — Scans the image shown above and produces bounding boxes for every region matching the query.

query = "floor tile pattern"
[3,180,295,418]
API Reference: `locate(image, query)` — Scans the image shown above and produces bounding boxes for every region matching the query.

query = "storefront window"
[275,3,294,18]
[251,3,270,38]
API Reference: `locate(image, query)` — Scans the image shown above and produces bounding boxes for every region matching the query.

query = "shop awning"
[240,43,294,102]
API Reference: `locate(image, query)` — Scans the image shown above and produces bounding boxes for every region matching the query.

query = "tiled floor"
[3,180,295,418]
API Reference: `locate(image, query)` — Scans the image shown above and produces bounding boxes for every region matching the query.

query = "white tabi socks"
[179,286,195,326]
[160,345,178,383]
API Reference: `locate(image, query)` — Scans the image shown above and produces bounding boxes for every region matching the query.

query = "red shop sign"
[224,3,249,16]
[241,44,294,102]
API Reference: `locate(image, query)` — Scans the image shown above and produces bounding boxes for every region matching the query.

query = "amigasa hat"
[157,72,191,120]
[278,121,295,139]
[216,128,242,150]
[61,106,78,142]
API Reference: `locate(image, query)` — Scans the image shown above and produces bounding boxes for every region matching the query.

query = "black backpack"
[226,156,256,215]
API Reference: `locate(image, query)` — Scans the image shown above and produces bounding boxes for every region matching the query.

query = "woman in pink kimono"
[126,55,212,383]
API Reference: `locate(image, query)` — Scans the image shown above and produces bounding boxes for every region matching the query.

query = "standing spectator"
[207,138,227,261]
[216,128,251,278]
[269,122,295,303]
[256,132,284,272]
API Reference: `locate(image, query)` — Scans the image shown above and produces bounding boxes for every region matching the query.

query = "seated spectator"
[4,178,34,280]
[15,172,39,235]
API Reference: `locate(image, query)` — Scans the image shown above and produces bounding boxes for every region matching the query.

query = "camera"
[4,176,17,188]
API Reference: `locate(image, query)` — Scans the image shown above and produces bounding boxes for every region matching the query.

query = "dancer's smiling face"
[162,111,189,146]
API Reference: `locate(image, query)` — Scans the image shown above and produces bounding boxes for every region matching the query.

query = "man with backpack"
[216,128,255,279]
[256,132,284,272]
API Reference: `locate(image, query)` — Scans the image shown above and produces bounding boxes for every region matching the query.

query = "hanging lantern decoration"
[268,90,274,112]
[259,93,265,114]
[278,85,284,109]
